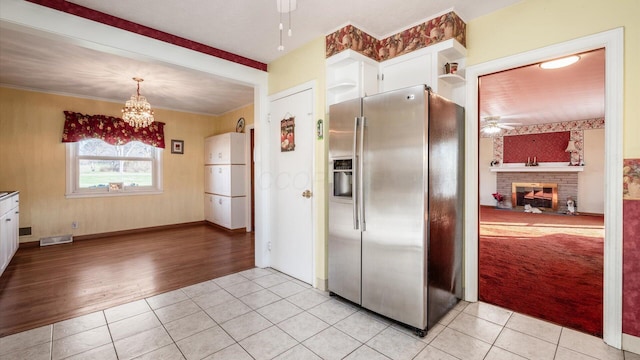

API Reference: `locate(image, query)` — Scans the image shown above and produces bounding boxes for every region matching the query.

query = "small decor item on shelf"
[443,62,458,74]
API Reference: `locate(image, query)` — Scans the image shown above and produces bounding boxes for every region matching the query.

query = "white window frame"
[65,141,163,198]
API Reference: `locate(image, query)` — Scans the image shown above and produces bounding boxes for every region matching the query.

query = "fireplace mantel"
[491,162,584,173]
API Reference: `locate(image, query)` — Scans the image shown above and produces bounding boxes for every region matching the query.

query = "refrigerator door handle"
[352,117,359,230]
[359,116,366,232]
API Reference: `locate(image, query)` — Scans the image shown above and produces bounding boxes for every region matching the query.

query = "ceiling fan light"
[482,124,502,134]
[540,55,580,69]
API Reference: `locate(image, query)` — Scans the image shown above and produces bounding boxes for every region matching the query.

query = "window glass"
[66,139,162,197]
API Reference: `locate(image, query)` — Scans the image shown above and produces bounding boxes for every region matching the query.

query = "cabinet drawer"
[205,165,246,196]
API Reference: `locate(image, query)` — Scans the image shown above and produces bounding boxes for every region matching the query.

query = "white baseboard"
[623,333,640,354]
[315,277,328,291]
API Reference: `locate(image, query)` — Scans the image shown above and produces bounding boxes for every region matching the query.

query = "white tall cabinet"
[0,192,19,277]
[204,133,246,230]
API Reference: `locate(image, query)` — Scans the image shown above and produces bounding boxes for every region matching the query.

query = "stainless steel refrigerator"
[328,84,464,336]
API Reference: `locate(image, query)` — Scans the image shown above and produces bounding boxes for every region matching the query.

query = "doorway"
[464,28,624,347]
[476,49,606,336]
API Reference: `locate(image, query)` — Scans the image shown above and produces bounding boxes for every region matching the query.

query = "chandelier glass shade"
[122,77,154,128]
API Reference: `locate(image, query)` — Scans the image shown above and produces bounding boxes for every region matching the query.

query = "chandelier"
[277,0,297,51]
[122,77,154,128]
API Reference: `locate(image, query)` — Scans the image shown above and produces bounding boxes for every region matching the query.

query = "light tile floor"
[1,267,637,360]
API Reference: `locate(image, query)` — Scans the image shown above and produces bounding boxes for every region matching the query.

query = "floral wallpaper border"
[624,158,640,200]
[325,11,466,62]
[489,118,605,166]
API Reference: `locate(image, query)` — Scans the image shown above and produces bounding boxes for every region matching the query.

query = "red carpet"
[479,206,604,336]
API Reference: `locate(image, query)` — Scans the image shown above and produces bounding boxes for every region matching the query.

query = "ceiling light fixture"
[277,0,296,51]
[122,77,154,128]
[539,55,580,69]
[483,123,502,134]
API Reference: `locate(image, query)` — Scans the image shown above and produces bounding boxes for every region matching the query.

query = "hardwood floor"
[0,223,255,337]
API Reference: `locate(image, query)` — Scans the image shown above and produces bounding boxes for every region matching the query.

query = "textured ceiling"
[0,0,604,122]
[67,0,524,64]
[480,49,605,126]
[0,27,254,115]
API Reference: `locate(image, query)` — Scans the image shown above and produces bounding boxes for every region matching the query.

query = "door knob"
[302,190,312,198]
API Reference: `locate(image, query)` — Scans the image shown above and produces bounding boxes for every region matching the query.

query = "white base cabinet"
[204,133,246,230]
[0,192,19,277]
[205,194,245,230]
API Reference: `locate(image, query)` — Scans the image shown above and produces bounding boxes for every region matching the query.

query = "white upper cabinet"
[205,132,245,165]
[379,50,433,93]
[327,39,467,107]
[326,50,379,109]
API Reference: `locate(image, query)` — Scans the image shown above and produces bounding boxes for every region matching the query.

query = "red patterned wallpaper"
[326,11,466,62]
[503,132,571,164]
[623,199,640,337]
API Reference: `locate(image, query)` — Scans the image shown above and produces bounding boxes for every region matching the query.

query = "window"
[66,139,163,197]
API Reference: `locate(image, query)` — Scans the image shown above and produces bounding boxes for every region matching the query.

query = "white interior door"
[269,88,314,284]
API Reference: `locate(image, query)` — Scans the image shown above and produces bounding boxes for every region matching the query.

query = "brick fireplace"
[497,172,578,213]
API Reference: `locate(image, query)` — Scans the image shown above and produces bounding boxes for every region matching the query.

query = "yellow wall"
[0,87,214,242]
[213,104,254,135]
[267,36,329,286]
[466,0,640,157]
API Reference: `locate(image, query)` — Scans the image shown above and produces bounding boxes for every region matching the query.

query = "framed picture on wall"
[171,140,184,154]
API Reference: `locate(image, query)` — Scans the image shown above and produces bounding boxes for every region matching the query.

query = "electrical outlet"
[268,241,271,251]
[71,221,78,229]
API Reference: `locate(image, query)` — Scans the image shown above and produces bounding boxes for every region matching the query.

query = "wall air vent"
[39,234,73,247]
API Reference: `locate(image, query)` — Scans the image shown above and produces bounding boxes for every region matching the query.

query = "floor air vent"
[40,234,73,247]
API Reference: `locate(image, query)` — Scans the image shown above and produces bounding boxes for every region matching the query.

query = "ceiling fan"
[480,116,521,135]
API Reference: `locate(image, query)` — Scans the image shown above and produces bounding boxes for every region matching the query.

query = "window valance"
[61,111,165,148]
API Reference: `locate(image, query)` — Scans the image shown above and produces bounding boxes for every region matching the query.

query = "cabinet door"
[0,212,10,274]
[205,133,246,165]
[205,165,246,197]
[211,195,230,228]
[205,135,229,165]
[205,165,229,194]
[11,207,18,257]
[380,53,432,92]
[204,194,215,222]
[211,165,231,196]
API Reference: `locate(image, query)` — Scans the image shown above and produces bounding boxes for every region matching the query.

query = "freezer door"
[361,85,427,329]
[328,99,362,305]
